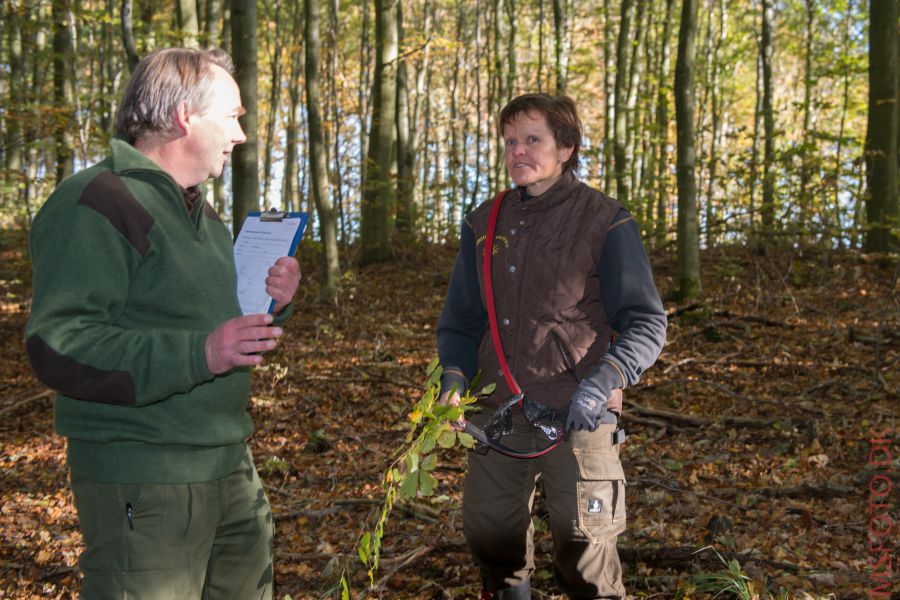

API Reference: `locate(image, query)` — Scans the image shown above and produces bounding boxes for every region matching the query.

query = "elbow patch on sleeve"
[26,335,137,406]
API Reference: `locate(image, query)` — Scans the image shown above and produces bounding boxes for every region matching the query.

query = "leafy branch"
[347,357,493,594]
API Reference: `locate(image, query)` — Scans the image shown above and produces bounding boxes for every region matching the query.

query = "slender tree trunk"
[537,0,545,91]
[760,0,776,236]
[177,0,200,46]
[602,0,614,194]
[749,50,761,226]
[626,0,647,210]
[448,0,464,224]
[552,0,567,93]
[674,0,701,300]
[306,0,340,298]
[205,0,222,46]
[5,6,24,208]
[505,0,517,97]
[395,0,414,236]
[52,0,75,183]
[864,0,899,251]
[328,0,348,255]
[358,0,371,183]
[231,0,259,236]
[798,0,815,231]
[121,0,140,71]
[654,0,675,248]
[705,0,723,247]
[282,1,302,213]
[831,0,853,248]
[360,0,398,264]
[613,0,633,205]
[261,3,282,208]
[468,0,484,212]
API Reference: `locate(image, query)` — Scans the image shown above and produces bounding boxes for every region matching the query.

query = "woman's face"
[502,111,573,196]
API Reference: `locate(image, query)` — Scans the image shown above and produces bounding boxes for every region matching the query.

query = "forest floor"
[0,227,897,600]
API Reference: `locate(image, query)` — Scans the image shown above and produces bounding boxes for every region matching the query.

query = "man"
[25,47,300,599]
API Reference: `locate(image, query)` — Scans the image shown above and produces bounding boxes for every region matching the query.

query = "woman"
[437,93,667,599]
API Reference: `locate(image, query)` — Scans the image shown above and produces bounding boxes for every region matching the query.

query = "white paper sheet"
[233,213,307,315]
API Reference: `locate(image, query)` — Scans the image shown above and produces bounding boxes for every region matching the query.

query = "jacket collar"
[108,136,170,176]
[512,170,580,212]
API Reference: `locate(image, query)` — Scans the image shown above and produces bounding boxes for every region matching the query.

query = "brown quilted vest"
[466,172,623,411]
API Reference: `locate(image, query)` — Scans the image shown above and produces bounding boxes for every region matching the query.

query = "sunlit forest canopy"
[0,0,883,252]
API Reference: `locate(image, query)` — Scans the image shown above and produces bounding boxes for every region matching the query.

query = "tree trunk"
[360,0,398,264]
[505,0,517,97]
[328,0,348,255]
[52,0,75,184]
[602,0,614,195]
[205,0,222,46]
[654,0,675,249]
[395,0,414,236]
[121,0,140,71]
[705,0,724,247]
[674,0,701,300]
[306,0,341,299]
[261,2,282,208]
[613,0,632,205]
[626,0,647,211]
[282,1,303,213]
[5,6,24,209]
[552,0,567,94]
[830,0,853,248]
[177,0,200,47]
[760,0,776,236]
[231,0,259,236]
[358,0,371,183]
[863,0,899,252]
[798,0,815,230]
[748,50,761,225]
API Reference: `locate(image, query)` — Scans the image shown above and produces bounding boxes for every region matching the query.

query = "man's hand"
[205,313,283,374]
[438,371,467,431]
[565,385,609,433]
[266,256,301,314]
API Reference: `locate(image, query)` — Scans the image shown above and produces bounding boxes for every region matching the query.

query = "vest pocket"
[573,448,627,544]
[551,329,576,372]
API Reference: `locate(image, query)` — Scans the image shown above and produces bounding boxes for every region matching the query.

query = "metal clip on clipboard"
[259,208,289,222]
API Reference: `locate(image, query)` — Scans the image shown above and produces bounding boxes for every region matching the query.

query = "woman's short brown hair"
[498,93,583,175]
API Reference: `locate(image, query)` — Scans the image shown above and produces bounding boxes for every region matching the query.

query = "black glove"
[565,385,609,433]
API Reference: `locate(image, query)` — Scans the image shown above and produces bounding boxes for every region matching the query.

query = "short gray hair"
[116,47,235,141]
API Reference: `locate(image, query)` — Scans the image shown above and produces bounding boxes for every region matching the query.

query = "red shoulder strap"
[483,189,522,396]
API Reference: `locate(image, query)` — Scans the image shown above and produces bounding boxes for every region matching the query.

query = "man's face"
[187,65,247,184]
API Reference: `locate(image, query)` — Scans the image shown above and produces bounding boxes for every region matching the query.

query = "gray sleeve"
[437,221,487,390]
[581,210,668,395]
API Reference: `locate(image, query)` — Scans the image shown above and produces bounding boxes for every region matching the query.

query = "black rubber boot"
[482,577,532,600]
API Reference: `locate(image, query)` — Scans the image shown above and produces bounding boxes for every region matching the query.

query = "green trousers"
[70,448,273,600]
[463,410,627,599]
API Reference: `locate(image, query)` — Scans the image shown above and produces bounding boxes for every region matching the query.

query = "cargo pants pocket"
[572,448,626,544]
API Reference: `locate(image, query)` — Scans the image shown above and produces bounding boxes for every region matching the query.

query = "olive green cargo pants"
[70,448,273,600]
[463,410,627,599]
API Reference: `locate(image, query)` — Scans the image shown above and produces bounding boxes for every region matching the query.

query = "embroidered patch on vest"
[475,234,509,255]
[587,498,603,514]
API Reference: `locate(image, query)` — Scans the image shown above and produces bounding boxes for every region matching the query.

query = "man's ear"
[174,102,191,135]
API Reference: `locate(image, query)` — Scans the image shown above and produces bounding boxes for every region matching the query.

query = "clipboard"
[233,209,309,315]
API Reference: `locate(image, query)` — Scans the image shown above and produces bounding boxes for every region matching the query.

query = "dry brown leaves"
[1,230,897,599]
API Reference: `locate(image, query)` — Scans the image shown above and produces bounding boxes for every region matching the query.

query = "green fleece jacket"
[25,138,290,483]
